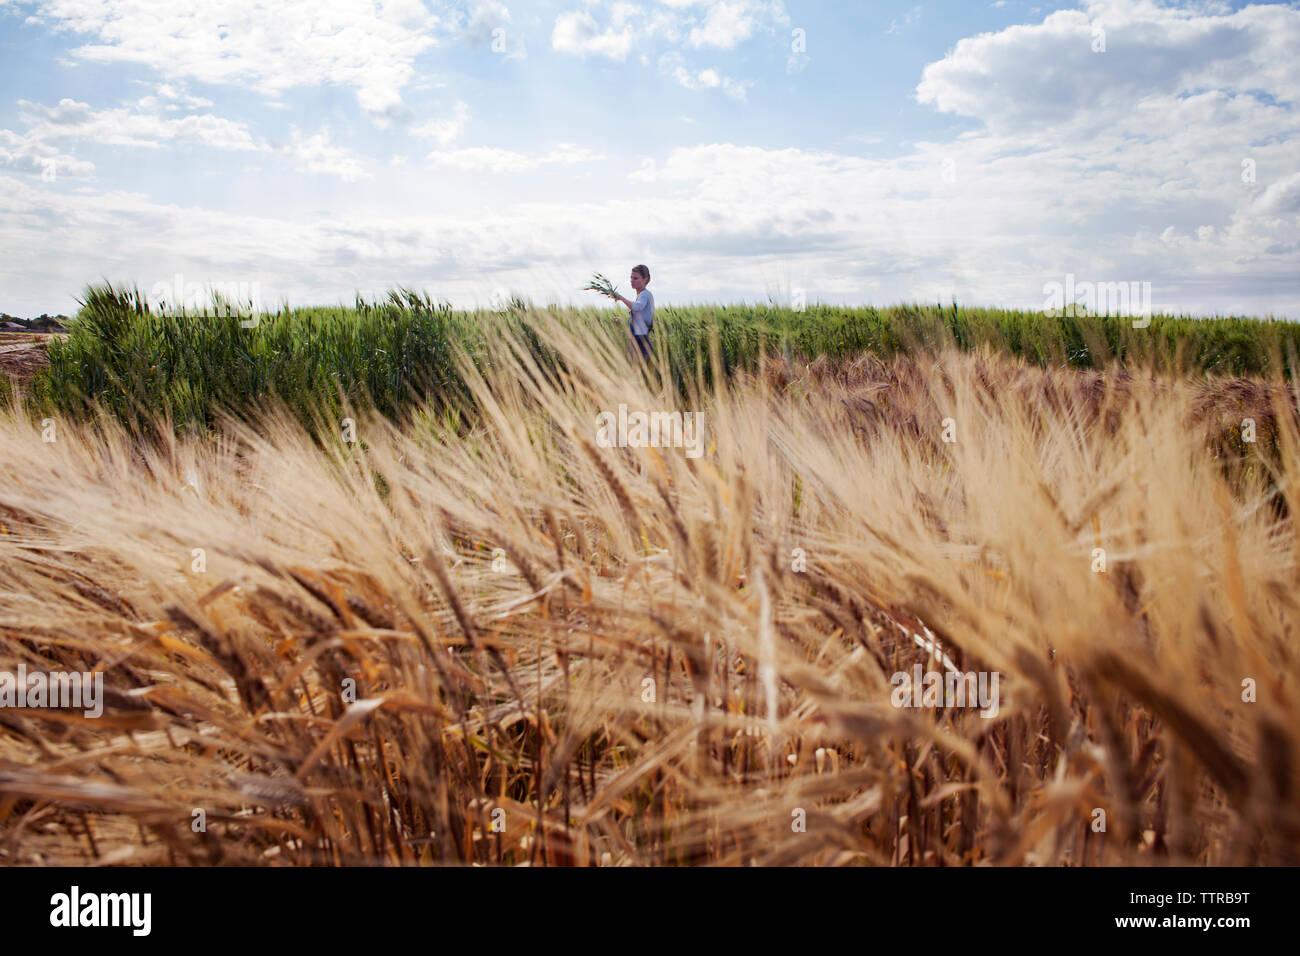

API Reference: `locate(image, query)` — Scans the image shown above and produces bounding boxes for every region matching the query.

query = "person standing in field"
[612,264,654,361]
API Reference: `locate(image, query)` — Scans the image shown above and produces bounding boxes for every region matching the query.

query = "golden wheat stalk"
[1,309,1296,866]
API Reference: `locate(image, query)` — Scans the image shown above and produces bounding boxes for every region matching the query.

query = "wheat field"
[1,311,1297,866]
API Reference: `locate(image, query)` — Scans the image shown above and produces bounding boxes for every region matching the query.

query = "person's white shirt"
[629,288,654,336]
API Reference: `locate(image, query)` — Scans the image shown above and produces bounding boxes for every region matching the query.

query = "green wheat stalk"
[583,273,620,301]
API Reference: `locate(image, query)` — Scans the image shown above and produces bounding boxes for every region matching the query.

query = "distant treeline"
[1,313,70,331]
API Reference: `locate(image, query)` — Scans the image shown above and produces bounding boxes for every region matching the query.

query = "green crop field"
[24,282,1300,435]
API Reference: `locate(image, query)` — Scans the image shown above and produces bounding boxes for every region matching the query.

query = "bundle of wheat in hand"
[583,273,620,301]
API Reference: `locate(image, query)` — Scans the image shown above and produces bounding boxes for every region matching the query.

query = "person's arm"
[622,291,649,314]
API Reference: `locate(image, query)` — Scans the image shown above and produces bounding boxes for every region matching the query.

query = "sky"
[0,0,1297,317]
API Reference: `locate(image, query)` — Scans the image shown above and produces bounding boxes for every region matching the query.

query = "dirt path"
[0,333,60,387]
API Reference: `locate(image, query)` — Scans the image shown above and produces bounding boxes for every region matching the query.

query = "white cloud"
[615,127,1296,312]
[1252,172,1300,218]
[886,5,922,36]
[289,128,372,181]
[6,0,452,120]
[552,9,634,59]
[609,2,644,30]
[552,1,787,59]
[459,0,526,58]
[462,0,510,41]
[2,94,373,183]
[0,168,630,313]
[17,97,263,151]
[659,53,751,100]
[0,93,266,181]
[412,101,471,147]
[0,129,94,180]
[136,83,214,112]
[425,144,604,172]
[688,0,756,48]
[552,2,778,94]
[917,0,1300,132]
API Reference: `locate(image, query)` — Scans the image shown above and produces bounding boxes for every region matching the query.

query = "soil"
[0,332,59,389]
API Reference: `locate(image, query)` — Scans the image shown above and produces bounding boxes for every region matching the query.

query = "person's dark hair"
[633,264,650,282]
